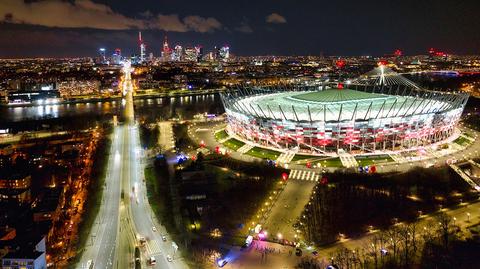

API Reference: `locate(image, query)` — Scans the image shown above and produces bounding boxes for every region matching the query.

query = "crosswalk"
[289,169,320,181]
[389,152,408,163]
[277,151,296,164]
[146,239,162,255]
[339,153,358,168]
[238,143,254,153]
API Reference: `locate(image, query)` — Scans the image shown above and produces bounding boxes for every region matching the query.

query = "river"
[0,94,224,131]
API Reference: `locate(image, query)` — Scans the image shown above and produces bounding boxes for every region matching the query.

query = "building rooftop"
[2,250,43,260]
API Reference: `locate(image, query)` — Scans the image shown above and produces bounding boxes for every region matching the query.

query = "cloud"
[235,21,253,33]
[184,16,222,33]
[148,14,188,32]
[0,0,222,32]
[266,13,287,24]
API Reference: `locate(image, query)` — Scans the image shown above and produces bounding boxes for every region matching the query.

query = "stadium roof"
[230,89,449,122]
[291,89,387,104]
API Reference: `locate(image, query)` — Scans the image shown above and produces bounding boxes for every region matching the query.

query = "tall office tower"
[112,48,122,65]
[184,47,197,62]
[139,31,146,63]
[219,46,230,61]
[161,35,172,61]
[195,46,203,62]
[174,45,183,61]
[98,48,106,64]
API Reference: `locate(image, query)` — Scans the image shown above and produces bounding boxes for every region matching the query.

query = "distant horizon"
[1,0,479,57]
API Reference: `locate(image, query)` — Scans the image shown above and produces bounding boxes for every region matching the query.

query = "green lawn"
[291,154,317,162]
[355,155,394,166]
[454,136,471,146]
[312,157,344,168]
[222,138,245,151]
[246,147,281,160]
[214,129,229,141]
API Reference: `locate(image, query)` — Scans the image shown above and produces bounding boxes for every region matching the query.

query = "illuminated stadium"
[220,67,469,155]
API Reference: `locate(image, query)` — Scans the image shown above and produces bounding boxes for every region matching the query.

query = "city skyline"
[1,0,480,58]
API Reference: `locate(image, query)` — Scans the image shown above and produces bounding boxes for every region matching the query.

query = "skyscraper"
[112,48,122,65]
[174,45,183,61]
[161,35,172,62]
[139,31,146,63]
[98,48,106,64]
[219,46,230,61]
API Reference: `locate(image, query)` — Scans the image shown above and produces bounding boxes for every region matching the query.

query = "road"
[77,61,188,269]
[77,126,123,269]
[126,124,187,269]
[220,199,480,269]
[121,61,188,269]
[262,180,316,242]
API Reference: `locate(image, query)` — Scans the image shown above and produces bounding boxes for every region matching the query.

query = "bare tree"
[435,212,453,250]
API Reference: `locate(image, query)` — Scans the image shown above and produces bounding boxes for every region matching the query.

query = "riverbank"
[0,88,227,108]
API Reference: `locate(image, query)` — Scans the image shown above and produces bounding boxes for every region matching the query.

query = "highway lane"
[77,126,123,269]
[128,123,188,269]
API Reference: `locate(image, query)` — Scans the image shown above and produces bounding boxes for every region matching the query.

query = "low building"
[0,173,31,204]
[32,188,63,223]
[0,235,47,269]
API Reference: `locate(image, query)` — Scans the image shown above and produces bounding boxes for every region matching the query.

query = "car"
[149,256,156,265]
[152,226,157,232]
[217,259,228,267]
[162,235,167,241]
[295,248,302,256]
[166,255,172,262]
[312,250,318,256]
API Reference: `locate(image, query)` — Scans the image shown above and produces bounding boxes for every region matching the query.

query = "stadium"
[220,67,469,155]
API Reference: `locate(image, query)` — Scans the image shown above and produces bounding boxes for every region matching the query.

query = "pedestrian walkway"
[238,143,254,154]
[289,169,319,181]
[449,163,480,191]
[338,152,358,168]
[276,151,296,164]
[219,136,231,143]
[460,133,475,142]
[389,152,407,163]
[146,239,162,255]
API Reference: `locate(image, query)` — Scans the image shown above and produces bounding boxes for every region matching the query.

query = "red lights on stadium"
[394,49,402,57]
[335,59,346,69]
[429,48,448,57]
[377,60,388,66]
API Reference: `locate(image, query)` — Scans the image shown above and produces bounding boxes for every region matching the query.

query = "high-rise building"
[219,46,230,61]
[196,45,204,62]
[112,48,122,65]
[173,45,183,61]
[98,48,106,64]
[139,31,146,63]
[161,35,172,61]
[184,47,198,62]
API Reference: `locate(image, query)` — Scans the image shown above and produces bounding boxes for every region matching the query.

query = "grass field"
[222,138,245,151]
[214,129,229,141]
[355,155,394,166]
[246,147,281,160]
[454,136,471,146]
[310,157,344,168]
[291,154,319,162]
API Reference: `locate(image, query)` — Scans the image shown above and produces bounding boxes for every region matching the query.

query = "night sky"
[0,0,479,58]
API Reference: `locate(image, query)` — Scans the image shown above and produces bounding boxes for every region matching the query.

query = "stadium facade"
[220,68,469,155]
